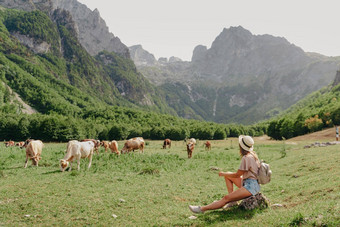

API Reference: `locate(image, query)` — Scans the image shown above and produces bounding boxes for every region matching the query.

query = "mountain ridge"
[131,26,340,124]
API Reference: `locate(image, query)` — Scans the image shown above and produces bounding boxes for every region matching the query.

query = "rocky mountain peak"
[52,0,130,58]
[169,56,182,63]
[129,45,157,66]
[191,45,207,62]
[129,45,182,66]
[221,26,253,38]
[191,26,308,78]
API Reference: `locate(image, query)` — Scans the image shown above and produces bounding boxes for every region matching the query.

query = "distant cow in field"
[24,140,44,168]
[60,140,94,172]
[108,140,119,155]
[5,140,15,147]
[187,138,197,145]
[100,141,110,153]
[121,137,145,154]
[16,141,25,148]
[81,139,100,154]
[187,142,195,159]
[163,139,171,149]
[204,141,211,150]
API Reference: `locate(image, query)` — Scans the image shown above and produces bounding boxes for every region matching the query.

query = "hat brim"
[238,135,253,152]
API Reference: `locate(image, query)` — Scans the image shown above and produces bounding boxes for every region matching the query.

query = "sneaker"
[188,205,203,214]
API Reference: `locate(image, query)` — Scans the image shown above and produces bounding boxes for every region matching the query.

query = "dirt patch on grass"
[173,196,187,202]
[287,128,337,142]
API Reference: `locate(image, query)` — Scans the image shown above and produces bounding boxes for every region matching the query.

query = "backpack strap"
[247,153,261,177]
[248,166,258,177]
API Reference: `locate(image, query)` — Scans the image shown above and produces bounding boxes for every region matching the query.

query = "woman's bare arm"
[219,169,246,178]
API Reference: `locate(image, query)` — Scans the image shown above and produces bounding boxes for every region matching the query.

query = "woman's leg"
[201,187,252,212]
[224,176,242,194]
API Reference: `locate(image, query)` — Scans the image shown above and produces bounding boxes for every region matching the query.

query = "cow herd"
[3,137,212,170]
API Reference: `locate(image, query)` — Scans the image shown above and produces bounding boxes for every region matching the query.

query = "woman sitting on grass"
[189,135,261,213]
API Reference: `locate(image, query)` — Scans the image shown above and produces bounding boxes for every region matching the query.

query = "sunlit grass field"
[0,138,339,226]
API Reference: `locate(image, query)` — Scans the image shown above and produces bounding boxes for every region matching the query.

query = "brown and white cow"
[100,141,110,153]
[187,142,194,159]
[108,140,119,155]
[204,141,211,150]
[5,140,15,147]
[81,139,100,154]
[16,141,25,148]
[24,140,44,168]
[187,138,197,145]
[121,137,145,154]
[163,139,171,149]
[60,140,94,172]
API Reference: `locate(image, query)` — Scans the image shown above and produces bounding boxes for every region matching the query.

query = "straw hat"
[238,135,254,152]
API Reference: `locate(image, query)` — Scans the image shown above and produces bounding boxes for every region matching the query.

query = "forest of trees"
[0,108,267,142]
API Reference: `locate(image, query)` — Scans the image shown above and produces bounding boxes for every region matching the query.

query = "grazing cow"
[163,139,171,149]
[204,141,211,150]
[108,140,119,155]
[81,139,100,154]
[65,140,79,152]
[187,138,197,145]
[60,140,94,172]
[121,137,145,154]
[5,140,15,147]
[23,139,33,148]
[187,142,195,159]
[16,141,25,148]
[100,141,110,153]
[24,140,44,168]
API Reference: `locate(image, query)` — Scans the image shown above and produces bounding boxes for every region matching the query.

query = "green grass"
[0,138,339,226]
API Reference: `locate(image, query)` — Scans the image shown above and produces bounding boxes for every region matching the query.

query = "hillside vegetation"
[0,8,176,113]
[267,83,340,140]
[0,139,339,226]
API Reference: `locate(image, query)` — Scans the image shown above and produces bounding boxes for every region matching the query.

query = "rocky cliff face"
[129,45,158,66]
[129,45,183,66]
[11,32,51,54]
[0,0,130,58]
[333,70,340,87]
[52,0,130,58]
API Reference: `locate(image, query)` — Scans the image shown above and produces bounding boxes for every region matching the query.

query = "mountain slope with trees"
[267,71,340,140]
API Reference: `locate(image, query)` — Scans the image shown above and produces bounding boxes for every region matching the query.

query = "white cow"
[60,141,94,172]
[24,140,44,168]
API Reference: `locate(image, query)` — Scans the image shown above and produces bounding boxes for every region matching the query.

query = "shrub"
[304,115,323,132]
[213,127,226,140]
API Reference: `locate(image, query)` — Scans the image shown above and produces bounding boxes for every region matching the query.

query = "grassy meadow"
[0,138,339,226]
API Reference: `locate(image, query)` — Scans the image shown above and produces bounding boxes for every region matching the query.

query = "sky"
[77,0,340,61]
